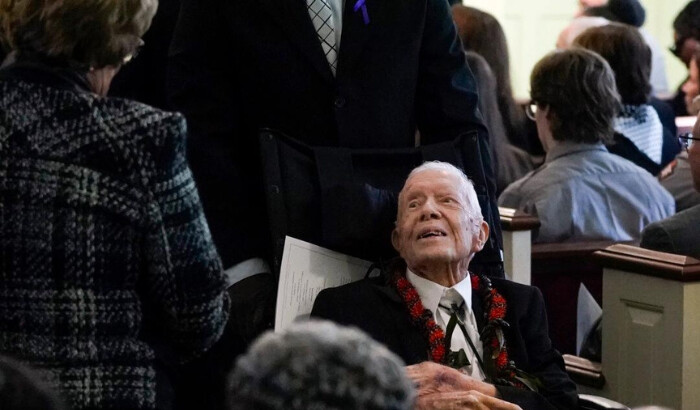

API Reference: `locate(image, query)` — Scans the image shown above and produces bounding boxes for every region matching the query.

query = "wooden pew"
[531,240,621,354]
[594,245,700,410]
[499,207,540,285]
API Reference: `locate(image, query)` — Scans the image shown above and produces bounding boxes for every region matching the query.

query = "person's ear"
[542,104,552,121]
[391,226,401,253]
[472,221,490,252]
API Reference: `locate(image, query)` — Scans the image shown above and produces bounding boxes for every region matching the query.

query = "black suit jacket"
[312,276,578,410]
[167,0,491,267]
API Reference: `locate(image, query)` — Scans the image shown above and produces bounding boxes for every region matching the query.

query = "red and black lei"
[392,270,536,390]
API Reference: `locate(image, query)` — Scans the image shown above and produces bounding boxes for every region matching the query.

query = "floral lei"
[393,271,539,391]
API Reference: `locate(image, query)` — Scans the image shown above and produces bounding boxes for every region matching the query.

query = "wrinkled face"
[691,118,700,192]
[392,169,487,272]
[683,59,700,114]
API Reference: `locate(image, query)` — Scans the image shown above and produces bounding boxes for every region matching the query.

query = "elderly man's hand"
[406,362,498,398]
[416,391,522,410]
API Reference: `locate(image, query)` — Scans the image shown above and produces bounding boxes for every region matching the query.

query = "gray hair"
[402,161,484,232]
[227,320,415,410]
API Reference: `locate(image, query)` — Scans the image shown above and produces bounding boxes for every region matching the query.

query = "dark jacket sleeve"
[496,286,579,410]
[142,113,230,363]
[415,0,500,264]
[640,221,675,254]
[167,0,268,268]
[415,0,485,145]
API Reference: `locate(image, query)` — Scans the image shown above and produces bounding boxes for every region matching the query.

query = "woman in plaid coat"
[0,0,230,408]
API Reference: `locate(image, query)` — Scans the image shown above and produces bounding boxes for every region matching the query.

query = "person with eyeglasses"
[499,48,674,244]
[0,1,231,409]
[659,130,700,212]
[641,121,700,259]
[666,1,700,116]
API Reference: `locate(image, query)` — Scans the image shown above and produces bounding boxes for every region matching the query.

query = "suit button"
[334,97,346,108]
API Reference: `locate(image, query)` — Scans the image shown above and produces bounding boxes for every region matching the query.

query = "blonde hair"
[0,0,157,68]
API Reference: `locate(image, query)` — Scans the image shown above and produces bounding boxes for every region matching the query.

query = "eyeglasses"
[678,133,700,150]
[525,102,538,121]
[122,39,145,65]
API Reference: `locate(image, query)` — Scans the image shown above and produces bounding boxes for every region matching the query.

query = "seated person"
[574,23,677,172]
[668,0,700,116]
[499,48,674,243]
[582,0,669,97]
[465,51,534,195]
[641,115,700,259]
[227,320,415,410]
[313,161,577,410]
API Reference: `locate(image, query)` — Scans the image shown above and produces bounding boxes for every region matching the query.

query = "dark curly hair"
[0,0,157,68]
[573,23,651,105]
[530,48,621,144]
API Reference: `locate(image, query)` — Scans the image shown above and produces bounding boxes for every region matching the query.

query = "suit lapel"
[472,289,486,334]
[374,280,430,364]
[338,0,383,75]
[260,0,334,83]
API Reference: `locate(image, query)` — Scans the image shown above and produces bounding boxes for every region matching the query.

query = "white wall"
[462,0,690,100]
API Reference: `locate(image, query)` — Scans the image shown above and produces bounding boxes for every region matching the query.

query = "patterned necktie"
[306,0,338,75]
[438,290,486,379]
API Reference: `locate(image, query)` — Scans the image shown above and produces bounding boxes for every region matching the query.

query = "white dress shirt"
[406,269,486,380]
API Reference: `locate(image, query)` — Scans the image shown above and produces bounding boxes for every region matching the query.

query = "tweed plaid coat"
[0,63,230,409]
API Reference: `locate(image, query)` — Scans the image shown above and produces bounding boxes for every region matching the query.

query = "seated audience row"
[499,48,674,243]
[465,51,535,194]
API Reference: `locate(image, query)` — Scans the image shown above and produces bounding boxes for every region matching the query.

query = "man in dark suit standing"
[312,161,577,410]
[167,0,492,342]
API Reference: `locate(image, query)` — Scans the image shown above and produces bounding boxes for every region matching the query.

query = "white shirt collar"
[405,268,473,315]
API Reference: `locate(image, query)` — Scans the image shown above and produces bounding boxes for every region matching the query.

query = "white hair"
[402,161,484,232]
[228,320,415,410]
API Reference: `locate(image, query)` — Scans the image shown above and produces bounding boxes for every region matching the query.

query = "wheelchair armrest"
[579,394,630,410]
[564,354,605,389]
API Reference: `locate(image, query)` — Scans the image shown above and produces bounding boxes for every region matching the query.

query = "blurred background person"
[499,48,674,243]
[227,320,415,410]
[451,5,534,156]
[669,0,700,115]
[583,0,669,96]
[574,23,680,172]
[556,15,609,49]
[465,51,534,194]
[0,0,230,408]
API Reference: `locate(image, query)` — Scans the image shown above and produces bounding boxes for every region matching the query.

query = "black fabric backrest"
[260,129,504,278]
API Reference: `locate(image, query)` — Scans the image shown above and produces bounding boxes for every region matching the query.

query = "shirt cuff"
[224,258,271,287]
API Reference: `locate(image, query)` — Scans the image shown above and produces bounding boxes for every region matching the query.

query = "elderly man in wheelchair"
[313,161,582,409]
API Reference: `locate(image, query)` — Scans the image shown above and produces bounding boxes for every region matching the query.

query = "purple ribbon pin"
[354,0,370,25]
